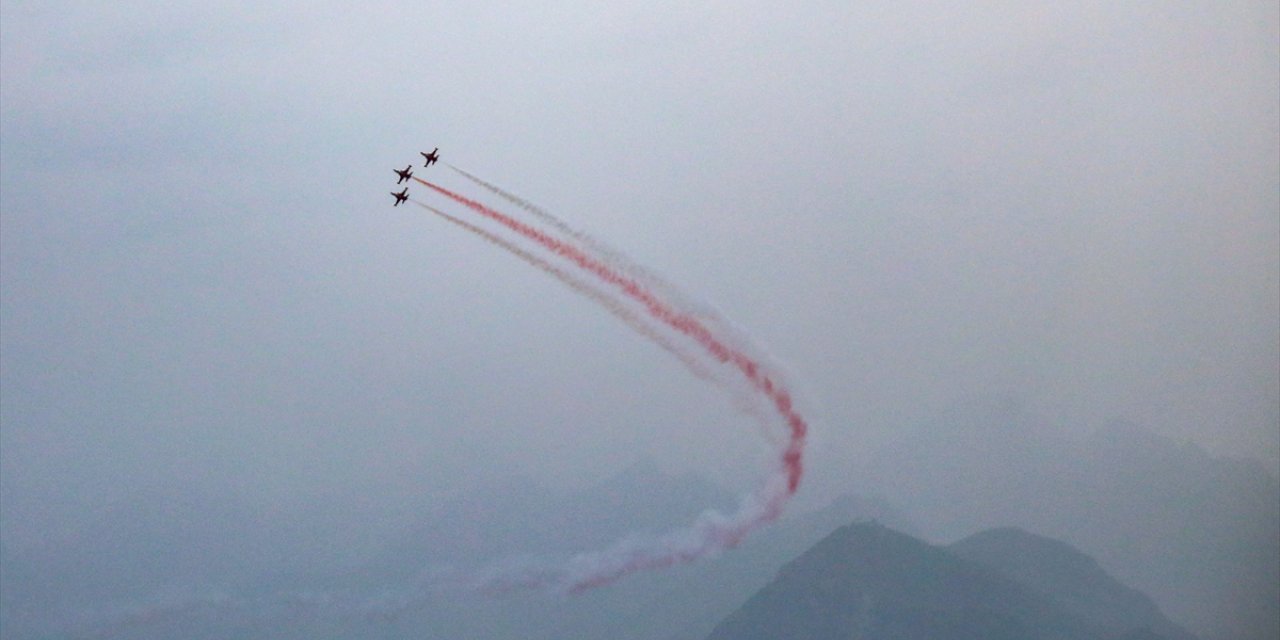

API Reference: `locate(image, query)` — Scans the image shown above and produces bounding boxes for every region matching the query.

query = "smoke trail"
[432,175,783,445]
[412,200,719,383]
[413,177,805,491]
[62,178,809,636]
[448,164,727,323]
[413,176,807,593]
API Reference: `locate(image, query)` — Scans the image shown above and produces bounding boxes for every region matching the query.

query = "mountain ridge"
[706,522,1196,640]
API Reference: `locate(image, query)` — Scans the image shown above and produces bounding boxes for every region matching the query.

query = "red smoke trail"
[411,200,718,382]
[414,177,806,594]
[65,179,811,635]
[442,169,783,445]
[448,164,728,326]
[415,177,805,495]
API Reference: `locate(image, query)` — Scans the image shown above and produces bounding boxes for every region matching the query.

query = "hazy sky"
[2,1,1277,551]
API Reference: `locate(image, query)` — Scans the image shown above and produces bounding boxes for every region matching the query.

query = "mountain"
[1079,421,1279,640]
[706,522,1194,640]
[852,399,1278,640]
[2,455,921,640]
[356,466,919,640]
[948,528,1196,640]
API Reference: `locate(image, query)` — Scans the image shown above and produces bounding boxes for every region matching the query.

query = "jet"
[390,187,408,206]
[421,147,440,167]
[394,165,414,184]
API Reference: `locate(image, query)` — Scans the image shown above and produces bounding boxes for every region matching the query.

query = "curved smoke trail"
[448,164,727,321]
[61,176,810,637]
[412,200,719,383]
[443,168,786,445]
[413,176,807,593]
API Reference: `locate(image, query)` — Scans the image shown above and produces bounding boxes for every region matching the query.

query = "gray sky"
[2,1,1277,551]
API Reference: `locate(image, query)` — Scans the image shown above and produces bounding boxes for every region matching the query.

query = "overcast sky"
[2,1,1277,551]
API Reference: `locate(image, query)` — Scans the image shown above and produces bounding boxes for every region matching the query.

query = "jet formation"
[390,148,440,206]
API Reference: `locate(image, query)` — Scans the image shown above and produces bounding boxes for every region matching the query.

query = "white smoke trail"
[446,166,787,446]
[412,199,721,384]
[61,170,811,637]
[417,177,809,595]
[448,165,727,323]
[465,473,791,595]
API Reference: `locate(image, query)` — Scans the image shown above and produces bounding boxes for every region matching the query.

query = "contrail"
[435,172,783,443]
[448,164,729,326]
[62,176,811,636]
[413,176,807,593]
[413,177,805,491]
[411,200,719,383]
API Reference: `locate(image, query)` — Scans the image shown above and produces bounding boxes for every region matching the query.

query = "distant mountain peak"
[707,523,1194,640]
[950,527,1196,640]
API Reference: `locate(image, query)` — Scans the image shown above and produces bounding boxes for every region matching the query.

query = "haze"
[1,1,1276,637]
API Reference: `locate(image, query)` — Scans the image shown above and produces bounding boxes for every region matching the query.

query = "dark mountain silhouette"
[948,528,1196,640]
[706,522,1195,640]
[1079,421,1279,640]
[853,398,1278,640]
[358,464,918,640]
[1,456,918,640]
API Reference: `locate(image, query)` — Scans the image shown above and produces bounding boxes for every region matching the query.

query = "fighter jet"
[390,187,408,206]
[394,165,414,184]
[420,147,440,167]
